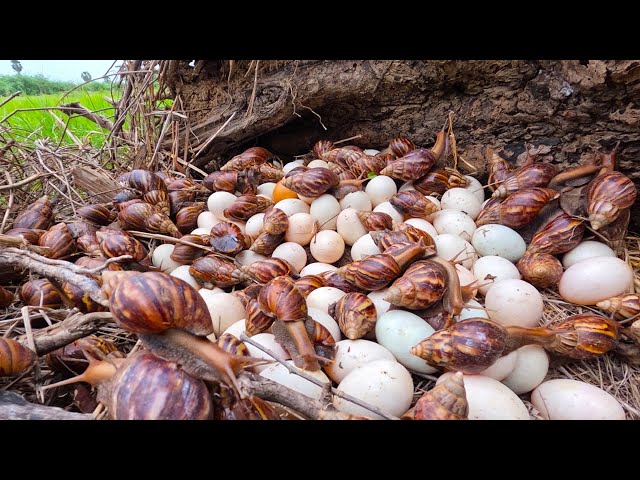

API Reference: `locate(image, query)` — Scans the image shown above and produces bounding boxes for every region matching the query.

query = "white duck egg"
[256,182,276,200]
[373,202,404,224]
[398,181,416,192]
[151,244,181,273]
[247,334,291,373]
[190,228,210,236]
[463,175,485,203]
[559,256,633,305]
[562,240,617,269]
[282,160,304,175]
[308,159,330,169]
[501,345,549,394]
[324,340,396,383]
[471,224,526,262]
[272,242,308,273]
[366,176,397,207]
[440,187,483,220]
[455,264,476,291]
[285,213,318,246]
[472,255,522,295]
[437,373,530,420]
[479,350,519,381]
[309,230,345,264]
[197,211,221,231]
[339,191,372,212]
[260,360,328,398]
[235,250,267,266]
[274,198,310,216]
[404,218,438,239]
[363,148,380,156]
[531,379,625,420]
[334,359,414,419]
[456,299,489,321]
[310,194,341,230]
[367,289,391,319]
[245,213,265,238]
[350,234,381,261]
[300,262,337,276]
[432,209,477,242]
[308,307,341,343]
[207,191,238,220]
[170,265,201,291]
[375,309,437,373]
[199,291,246,337]
[434,234,478,270]
[222,319,247,339]
[337,208,367,246]
[484,279,543,327]
[306,287,346,315]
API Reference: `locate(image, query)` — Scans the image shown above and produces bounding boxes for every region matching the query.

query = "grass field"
[1,89,119,148]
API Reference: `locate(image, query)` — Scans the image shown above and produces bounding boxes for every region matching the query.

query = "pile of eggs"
[150,144,635,421]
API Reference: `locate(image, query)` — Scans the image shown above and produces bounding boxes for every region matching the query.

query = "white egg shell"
[245,213,265,238]
[367,289,391,319]
[235,250,267,266]
[479,350,519,381]
[270,242,307,273]
[456,299,490,321]
[437,374,530,420]
[375,310,437,374]
[282,160,304,175]
[339,191,372,212]
[310,194,341,230]
[350,234,381,261]
[434,234,478,270]
[562,241,617,268]
[464,175,485,203]
[334,359,413,419]
[432,209,477,242]
[256,182,276,200]
[151,244,181,273]
[363,148,380,156]
[274,198,310,216]
[308,307,341,343]
[306,287,346,315]
[207,191,238,220]
[484,279,543,327]
[501,345,549,394]
[260,360,329,398]
[373,202,404,224]
[531,379,625,420]
[285,213,318,246]
[398,182,415,192]
[559,256,633,305]
[199,292,245,336]
[310,230,345,264]
[404,218,438,239]
[300,262,337,276]
[365,176,397,208]
[247,333,291,373]
[170,265,201,291]
[222,319,247,339]
[337,208,367,246]
[471,224,526,262]
[440,187,483,220]
[190,228,210,236]
[197,211,220,231]
[308,159,330,169]
[298,194,317,205]
[324,340,396,384]
[472,255,522,295]
[455,264,476,289]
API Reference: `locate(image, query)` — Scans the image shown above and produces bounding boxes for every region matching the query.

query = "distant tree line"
[0,74,113,96]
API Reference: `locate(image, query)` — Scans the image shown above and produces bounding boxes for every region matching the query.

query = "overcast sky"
[0,60,121,82]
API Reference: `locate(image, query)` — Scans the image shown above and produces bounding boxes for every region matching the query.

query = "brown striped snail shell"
[240,258,296,284]
[294,275,327,297]
[280,167,340,198]
[224,194,274,222]
[382,239,434,271]
[142,189,171,216]
[322,147,363,170]
[169,234,208,264]
[231,283,262,307]
[329,292,377,340]
[39,223,77,259]
[486,148,515,192]
[106,271,213,336]
[332,178,366,201]
[390,190,440,218]
[203,171,240,193]
[118,202,181,238]
[77,204,116,226]
[587,171,637,230]
[526,213,585,256]
[114,197,144,212]
[410,318,507,374]
[99,232,148,263]
[263,206,289,235]
[475,187,560,229]
[250,232,285,256]
[19,278,63,308]
[379,149,436,182]
[492,162,558,198]
[217,333,249,357]
[76,232,102,257]
[221,147,271,172]
[320,271,365,293]
[245,297,275,336]
[166,177,201,192]
[394,223,436,245]
[413,371,468,420]
[209,222,251,255]
[284,165,308,177]
[446,169,469,188]
[0,338,37,377]
[413,168,452,196]
[516,253,563,289]
[126,169,167,194]
[176,202,206,234]
[388,137,416,158]
[61,280,108,314]
[333,254,401,291]
[251,163,283,184]
[189,255,242,288]
[12,196,54,230]
[3,228,46,245]
[384,260,446,309]
[356,211,394,231]
[350,155,388,177]
[313,140,335,159]
[45,335,120,374]
[75,255,122,272]
[169,190,197,216]
[67,221,97,239]
[596,294,640,320]
[371,226,434,251]
[0,287,14,308]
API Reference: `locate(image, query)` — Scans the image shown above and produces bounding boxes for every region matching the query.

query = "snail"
[332,253,401,291]
[281,168,340,197]
[224,194,274,222]
[175,202,206,234]
[209,222,251,255]
[0,338,37,377]
[356,211,394,232]
[98,232,149,264]
[12,195,54,230]
[39,223,77,259]
[250,232,285,256]
[486,148,515,192]
[203,170,259,195]
[526,212,585,256]
[516,253,563,289]
[596,294,640,320]
[492,162,558,198]
[117,202,181,238]
[587,171,637,231]
[221,147,272,172]
[19,278,63,308]
[379,149,436,181]
[475,187,560,229]
[390,190,440,218]
[0,287,14,308]
[329,292,378,340]
[245,297,275,336]
[142,189,171,216]
[384,260,446,310]
[382,239,434,271]
[77,204,116,226]
[294,275,328,297]
[412,371,468,420]
[387,137,416,158]
[263,206,289,235]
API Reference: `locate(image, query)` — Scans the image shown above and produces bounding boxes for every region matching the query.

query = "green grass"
[1,89,120,148]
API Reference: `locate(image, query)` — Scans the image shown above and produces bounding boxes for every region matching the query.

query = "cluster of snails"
[0,129,638,421]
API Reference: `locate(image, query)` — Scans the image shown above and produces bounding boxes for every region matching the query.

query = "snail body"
[587,171,637,230]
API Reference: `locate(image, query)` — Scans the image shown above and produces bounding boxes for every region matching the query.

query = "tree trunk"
[162,60,640,227]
